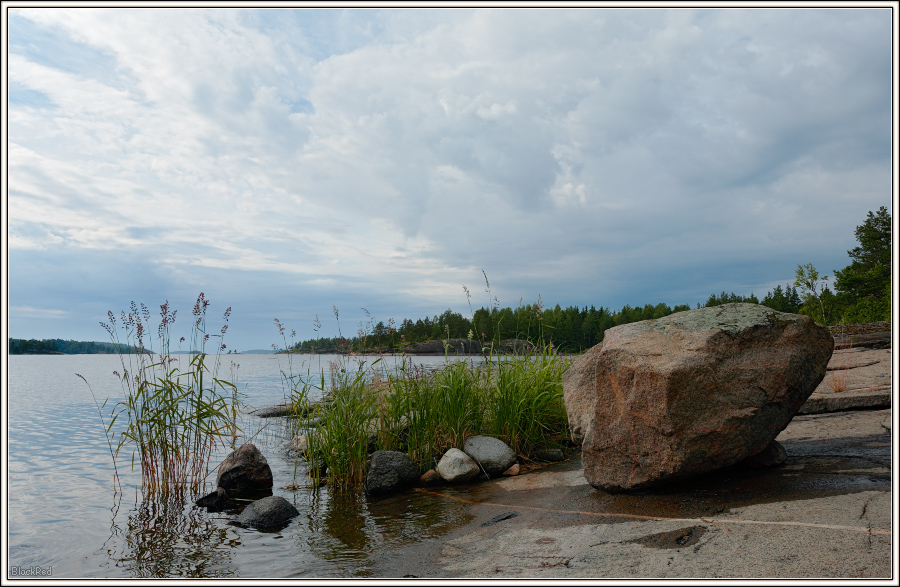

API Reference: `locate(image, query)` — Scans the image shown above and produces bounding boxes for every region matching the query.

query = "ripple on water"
[9,354,481,578]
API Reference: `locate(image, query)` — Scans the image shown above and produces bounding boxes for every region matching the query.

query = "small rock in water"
[463,436,517,478]
[437,448,480,483]
[481,511,519,527]
[235,495,300,531]
[365,450,420,495]
[195,487,230,511]
[286,435,308,458]
[502,463,520,476]
[419,469,443,486]
[216,442,274,499]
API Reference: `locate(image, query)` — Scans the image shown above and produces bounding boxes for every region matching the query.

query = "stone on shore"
[531,447,566,462]
[216,443,274,498]
[365,450,421,495]
[235,495,299,530]
[419,469,443,486]
[463,435,517,478]
[565,303,833,492]
[437,448,481,483]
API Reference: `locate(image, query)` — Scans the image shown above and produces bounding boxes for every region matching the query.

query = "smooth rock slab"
[437,448,480,483]
[463,435,517,478]
[365,450,420,495]
[216,443,274,498]
[235,495,299,530]
[566,303,833,492]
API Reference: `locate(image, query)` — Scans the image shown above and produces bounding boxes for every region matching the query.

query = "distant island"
[9,339,145,355]
[8,339,277,355]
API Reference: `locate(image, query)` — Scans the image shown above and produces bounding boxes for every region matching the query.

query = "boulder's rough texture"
[437,448,481,483]
[216,443,274,498]
[463,436,518,478]
[565,303,833,492]
[235,495,299,530]
[365,450,420,495]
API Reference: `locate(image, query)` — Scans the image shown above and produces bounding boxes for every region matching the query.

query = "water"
[6,353,484,578]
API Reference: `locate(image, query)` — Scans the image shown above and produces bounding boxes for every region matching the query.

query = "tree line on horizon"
[287,283,807,355]
[8,338,145,355]
[289,206,890,355]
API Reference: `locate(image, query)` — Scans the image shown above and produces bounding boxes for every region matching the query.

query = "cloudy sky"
[5,6,895,350]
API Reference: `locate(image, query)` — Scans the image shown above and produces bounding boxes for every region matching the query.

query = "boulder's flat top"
[629,303,806,335]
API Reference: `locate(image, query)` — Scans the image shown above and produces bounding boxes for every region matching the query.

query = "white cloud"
[6,8,892,346]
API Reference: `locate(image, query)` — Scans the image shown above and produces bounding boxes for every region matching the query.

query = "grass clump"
[94,294,241,498]
[293,346,571,490]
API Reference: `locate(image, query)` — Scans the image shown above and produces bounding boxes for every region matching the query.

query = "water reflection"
[102,494,240,578]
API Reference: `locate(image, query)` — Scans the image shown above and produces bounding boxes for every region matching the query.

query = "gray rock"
[463,435,517,478]
[216,443,274,498]
[531,447,566,462]
[235,495,299,530]
[436,448,481,483]
[567,303,833,492]
[283,435,309,459]
[365,450,420,495]
[249,404,294,418]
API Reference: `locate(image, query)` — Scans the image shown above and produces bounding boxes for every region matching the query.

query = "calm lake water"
[7,353,487,579]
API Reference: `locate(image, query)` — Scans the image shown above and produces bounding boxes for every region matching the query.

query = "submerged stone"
[235,495,299,530]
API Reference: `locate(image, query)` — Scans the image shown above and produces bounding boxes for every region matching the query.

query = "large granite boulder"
[564,303,833,492]
[235,495,299,530]
[365,450,420,495]
[216,443,274,498]
[463,435,517,478]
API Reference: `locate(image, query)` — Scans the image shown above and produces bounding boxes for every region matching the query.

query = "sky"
[4,5,896,351]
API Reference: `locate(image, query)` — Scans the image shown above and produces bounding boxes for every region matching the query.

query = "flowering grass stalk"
[99,294,241,498]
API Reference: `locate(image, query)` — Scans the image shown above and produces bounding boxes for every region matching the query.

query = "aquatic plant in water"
[96,294,241,498]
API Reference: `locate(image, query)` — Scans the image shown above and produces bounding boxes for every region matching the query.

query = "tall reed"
[303,361,377,490]
[100,294,241,497]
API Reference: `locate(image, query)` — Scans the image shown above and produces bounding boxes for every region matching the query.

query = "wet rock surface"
[195,487,232,511]
[235,495,300,531]
[370,409,890,579]
[566,303,833,492]
[365,450,421,495]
